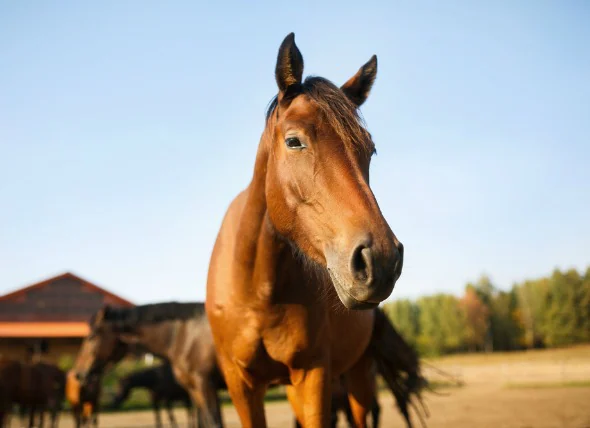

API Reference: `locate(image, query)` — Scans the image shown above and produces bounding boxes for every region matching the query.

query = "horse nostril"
[394,241,404,276]
[397,241,404,259]
[351,244,373,285]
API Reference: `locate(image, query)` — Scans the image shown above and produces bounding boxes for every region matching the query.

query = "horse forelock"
[265,76,375,159]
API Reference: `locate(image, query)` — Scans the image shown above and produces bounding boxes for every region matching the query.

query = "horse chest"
[263,314,320,364]
[232,337,290,385]
[229,307,322,384]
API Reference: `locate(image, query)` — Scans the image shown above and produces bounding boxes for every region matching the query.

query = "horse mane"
[93,302,205,331]
[265,76,376,158]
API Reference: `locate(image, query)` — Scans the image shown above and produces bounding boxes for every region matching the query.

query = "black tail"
[370,308,428,428]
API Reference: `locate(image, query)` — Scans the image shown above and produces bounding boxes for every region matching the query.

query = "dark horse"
[110,363,193,427]
[70,302,223,428]
[0,357,19,428]
[206,33,405,427]
[0,358,65,428]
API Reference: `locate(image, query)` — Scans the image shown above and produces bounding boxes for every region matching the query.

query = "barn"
[0,272,134,363]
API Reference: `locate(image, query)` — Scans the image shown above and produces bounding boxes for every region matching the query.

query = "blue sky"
[1,1,588,304]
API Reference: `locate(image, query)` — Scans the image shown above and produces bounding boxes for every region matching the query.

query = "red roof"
[0,272,134,338]
[0,272,133,307]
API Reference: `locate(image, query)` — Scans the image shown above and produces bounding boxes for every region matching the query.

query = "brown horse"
[70,302,223,428]
[66,370,102,428]
[206,33,404,427]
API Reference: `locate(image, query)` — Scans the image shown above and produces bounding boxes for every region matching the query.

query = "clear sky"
[1,1,588,304]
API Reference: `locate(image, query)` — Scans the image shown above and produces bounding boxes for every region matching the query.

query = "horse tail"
[370,308,428,428]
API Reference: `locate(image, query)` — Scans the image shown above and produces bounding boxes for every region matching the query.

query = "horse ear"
[341,55,378,107]
[92,304,109,324]
[275,33,304,94]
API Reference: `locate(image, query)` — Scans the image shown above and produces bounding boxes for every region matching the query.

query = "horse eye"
[285,137,305,150]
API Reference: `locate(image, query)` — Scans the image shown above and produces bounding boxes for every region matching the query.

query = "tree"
[417,294,467,356]
[468,276,495,352]
[515,278,550,348]
[460,286,490,352]
[544,269,588,347]
[581,267,590,342]
[382,299,419,348]
[490,290,522,351]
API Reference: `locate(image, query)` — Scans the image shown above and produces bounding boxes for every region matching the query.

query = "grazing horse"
[110,363,194,427]
[0,358,65,428]
[206,33,404,427]
[66,371,102,428]
[70,302,224,428]
[25,362,66,428]
[0,357,19,428]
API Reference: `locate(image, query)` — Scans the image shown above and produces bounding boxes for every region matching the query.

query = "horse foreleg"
[27,405,35,428]
[38,407,46,428]
[72,407,80,428]
[49,402,59,428]
[209,386,223,428]
[371,396,381,428]
[91,405,99,428]
[219,359,266,428]
[286,386,303,428]
[183,397,194,428]
[165,399,177,427]
[346,352,376,428]
[187,375,223,428]
[152,393,163,428]
[342,398,355,428]
[290,363,331,428]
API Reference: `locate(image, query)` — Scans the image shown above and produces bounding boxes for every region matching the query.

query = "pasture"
[49,345,590,427]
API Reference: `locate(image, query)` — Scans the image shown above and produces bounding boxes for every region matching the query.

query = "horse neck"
[131,322,177,361]
[233,126,292,302]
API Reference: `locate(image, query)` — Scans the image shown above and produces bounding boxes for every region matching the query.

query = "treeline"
[382,267,590,356]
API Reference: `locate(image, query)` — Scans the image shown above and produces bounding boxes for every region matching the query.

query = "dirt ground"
[18,346,590,427]
[47,384,589,428]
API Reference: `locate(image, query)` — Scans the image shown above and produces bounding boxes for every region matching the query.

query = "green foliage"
[515,278,550,348]
[582,269,590,341]
[381,299,419,348]
[57,354,75,372]
[383,265,590,357]
[544,269,589,346]
[415,294,467,356]
[490,290,522,351]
